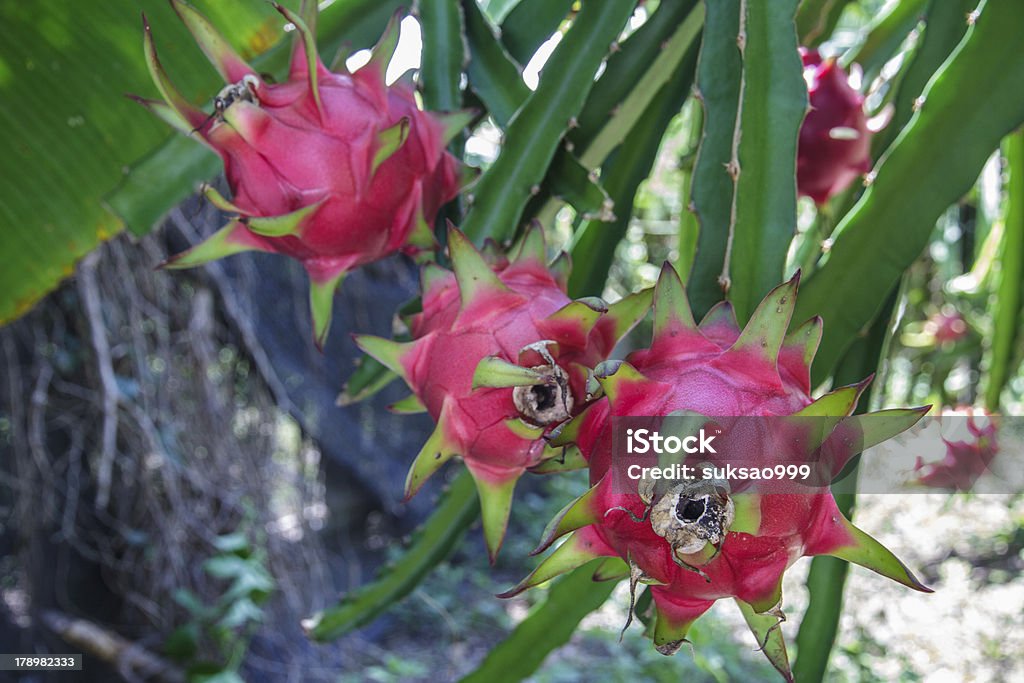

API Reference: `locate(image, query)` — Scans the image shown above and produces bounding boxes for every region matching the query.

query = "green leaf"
[983,131,1024,411]
[305,471,479,641]
[460,0,636,242]
[459,566,616,683]
[107,0,406,235]
[498,0,574,66]
[689,0,807,322]
[795,0,1024,384]
[0,0,410,325]
[0,0,278,324]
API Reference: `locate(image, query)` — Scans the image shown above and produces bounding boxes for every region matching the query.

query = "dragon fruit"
[354,225,650,560]
[797,48,872,204]
[503,265,931,679]
[925,309,969,346]
[137,1,469,347]
[914,408,998,490]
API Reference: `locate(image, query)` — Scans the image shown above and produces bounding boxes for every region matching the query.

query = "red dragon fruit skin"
[354,225,650,560]
[503,266,931,679]
[797,48,872,204]
[137,1,471,347]
[915,409,998,490]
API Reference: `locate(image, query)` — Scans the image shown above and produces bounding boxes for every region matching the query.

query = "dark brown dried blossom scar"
[609,465,735,581]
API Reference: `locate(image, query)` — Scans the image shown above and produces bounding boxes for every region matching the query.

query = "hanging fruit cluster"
[137,3,938,678]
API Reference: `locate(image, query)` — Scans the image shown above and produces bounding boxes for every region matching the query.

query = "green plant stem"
[983,131,1024,411]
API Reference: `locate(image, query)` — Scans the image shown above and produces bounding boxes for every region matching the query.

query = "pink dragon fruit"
[503,265,931,679]
[797,48,872,204]
[926,309,969,345]
[137,1,469,346]
[354,225,650,560]
[914,408,998,490]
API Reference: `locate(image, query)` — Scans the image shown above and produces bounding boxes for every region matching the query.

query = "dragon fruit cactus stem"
[354,225,651,561]
[136,1,473,347]
[797,47,873,204]
[502,265,932,680]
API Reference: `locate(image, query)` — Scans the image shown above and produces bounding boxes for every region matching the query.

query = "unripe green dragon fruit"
[136,1,469,347]
[354,225,650,560]
[797,48,872,204]
[503,265,931,679]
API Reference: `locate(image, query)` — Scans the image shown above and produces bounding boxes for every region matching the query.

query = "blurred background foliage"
[1,0,1023,681]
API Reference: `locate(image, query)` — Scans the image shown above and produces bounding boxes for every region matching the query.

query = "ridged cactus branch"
[689,0,806,323]
[460,0,637,241]
[795,0,1024,384]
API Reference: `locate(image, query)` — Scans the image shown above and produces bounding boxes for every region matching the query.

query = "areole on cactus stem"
[354,224,651,561]
[502,265,932,680]
[136,0,473,348]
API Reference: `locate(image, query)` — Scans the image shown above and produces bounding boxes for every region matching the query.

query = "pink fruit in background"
[926,309,969,345]
[354,226,650,560]
[797,48,872,204]
[503,266,931,679]
[136,1,470,347]
[915,408,998,490]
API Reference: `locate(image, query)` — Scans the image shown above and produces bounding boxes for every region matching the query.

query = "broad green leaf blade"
[796,0,854,46]
[459,566,616,683]
[687,0,743,318]
[460,0,636,242]
[499,0,574,66]
[106,0,406,238]
[728,0,806,322]
[983,131,1024,411]
[304,471,479,641]
[0,0,278,324]
[568,40,701,298]
[795,0,1024,384]
[418,0,465,114]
